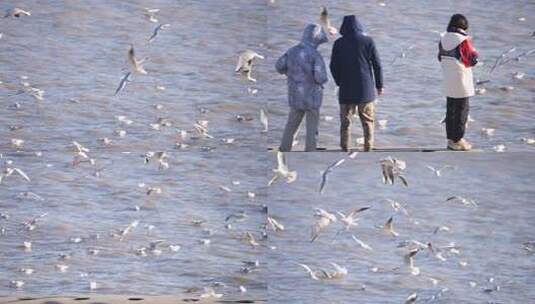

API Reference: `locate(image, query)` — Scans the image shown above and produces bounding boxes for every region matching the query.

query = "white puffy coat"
[439,32,475,98]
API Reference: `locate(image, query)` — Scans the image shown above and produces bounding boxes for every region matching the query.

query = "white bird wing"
[351,235,373,251]
[329,158,346,170]
[311,217,330,242]
[297,263,318,280]
[128,45,146,74]
[277,152,289,175]
[235,54,245,72]
[330,262,342,272]
[14,168,30,182]
[267,174,279,186]
[260,109,268,132]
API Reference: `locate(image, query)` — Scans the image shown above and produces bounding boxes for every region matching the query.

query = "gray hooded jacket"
[275,24,328,110]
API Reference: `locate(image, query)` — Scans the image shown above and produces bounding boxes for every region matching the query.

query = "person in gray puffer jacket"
[276,23,329,152]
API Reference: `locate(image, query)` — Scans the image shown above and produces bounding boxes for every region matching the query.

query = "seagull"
[268,152,297,186]
[244,232,259,247]
[118,220,139,241]
[499,48,535,66]
[383,216,399,237]
[5,8,31,18]
[0,161,31,184]
[267,216,285,232]
[200,287,223,299]
[144,151,168,170]
[71,141,95,166]
[512,72,526,80]
[405,292,418,304]
[146,187,162,195]
[297,263,321,280]
[298,262,347,280]
[128,44,148,74]
[336,207,370,231]
[311,208,337,242]
[22,212,48,231]
[489,47,516,75]
[481,128,495,136]
[379,156,408,186]
[521,138,535,145]
[475,87,486,95]
[115,72,132,95]
[325,262,348,279]
[523,241,535,254]
[404,248,420,275]
[235,50,264,82]
[446,196,478,207]
[11,138,24,148]
[10,280,24,288]
[115,115,133,125]
[260,108,268,132]
[352,235,373,251]
[386,199,410,216]
[319,6,338,35]
[55,264,69,272]
[19,268,34,275]
[319,157,346,194]
[193,122,214,139]
[148,23,170,43]
[426,165,454,177]
[225,211,248,222]
[144,9,159,23]
[136,240,165,255]
[390,45,416,66]
[377,119,388,129]
[493,144,506,152]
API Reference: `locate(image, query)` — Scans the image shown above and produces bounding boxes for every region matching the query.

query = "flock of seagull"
[2,145,268,298]
[1,2,534,303]
[1,5,271,299]
[267,151,534,303]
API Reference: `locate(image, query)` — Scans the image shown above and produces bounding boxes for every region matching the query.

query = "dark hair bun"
[448,14,469,31]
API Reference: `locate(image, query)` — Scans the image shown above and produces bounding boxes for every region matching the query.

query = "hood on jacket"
[441,31,468,51]
[301,24,328,48]
[339,15,364,36]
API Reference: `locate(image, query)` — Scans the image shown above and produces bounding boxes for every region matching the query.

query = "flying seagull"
[235,50,264,82]
[148,23,170,43]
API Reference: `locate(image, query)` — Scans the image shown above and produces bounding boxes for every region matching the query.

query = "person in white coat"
[438,14,479,151]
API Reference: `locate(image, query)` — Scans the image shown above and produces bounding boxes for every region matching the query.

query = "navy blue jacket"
[330,16,383,104]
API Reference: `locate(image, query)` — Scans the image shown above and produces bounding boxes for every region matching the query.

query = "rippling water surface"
[0,151,268,298]
[268,152,535,303]
[1,0,534,302]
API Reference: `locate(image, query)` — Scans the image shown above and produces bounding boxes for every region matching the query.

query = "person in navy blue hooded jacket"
[330,15,383,152]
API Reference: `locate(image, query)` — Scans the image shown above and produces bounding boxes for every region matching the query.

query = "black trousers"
[446,97,469,142]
